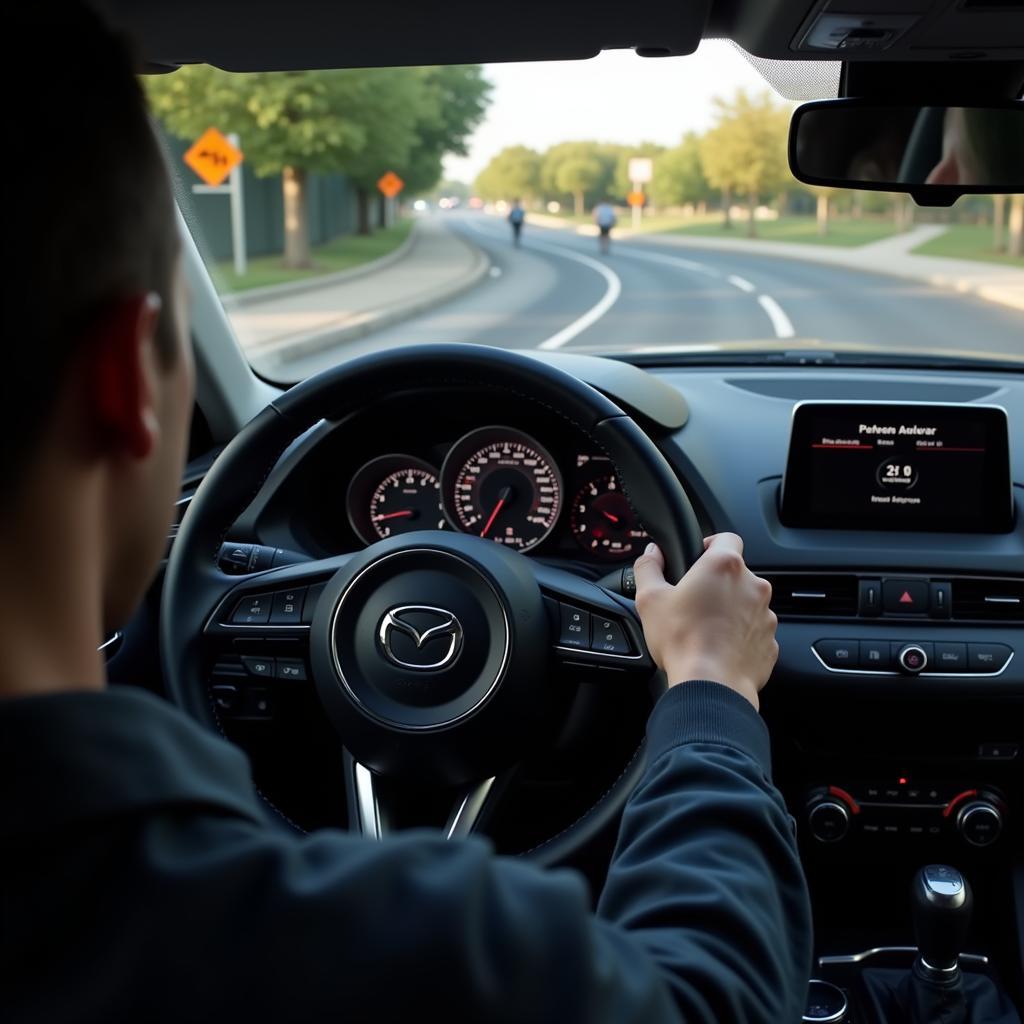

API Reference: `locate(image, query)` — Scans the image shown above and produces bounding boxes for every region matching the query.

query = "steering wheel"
[161,344,703,864]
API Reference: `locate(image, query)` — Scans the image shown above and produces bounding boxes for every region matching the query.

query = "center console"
[763,401,1022,1022]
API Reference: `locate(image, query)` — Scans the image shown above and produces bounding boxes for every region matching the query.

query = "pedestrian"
[594,200,617,253]
[508,198,525,247]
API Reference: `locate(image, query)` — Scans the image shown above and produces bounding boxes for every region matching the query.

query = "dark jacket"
[0,680,812,1023]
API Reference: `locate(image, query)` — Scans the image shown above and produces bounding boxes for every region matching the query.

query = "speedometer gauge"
[347,455,445,545]
[441,427,562,551]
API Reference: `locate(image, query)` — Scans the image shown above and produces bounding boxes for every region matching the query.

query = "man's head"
[4,4,193,655]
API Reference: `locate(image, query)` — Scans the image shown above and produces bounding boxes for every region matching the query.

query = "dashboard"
[187,356,1023,997]
[245,389,651,569]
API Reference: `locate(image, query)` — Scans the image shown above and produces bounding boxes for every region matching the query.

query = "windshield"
[148,44,1024,379]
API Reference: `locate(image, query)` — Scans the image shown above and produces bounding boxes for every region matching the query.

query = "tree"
[700,89,790,236]
[1009,193,1024,259]
[147,65,490,264]
[649,134,708,209]
[555,156,603,216]
[400,66,492,199]
[474,146,542,201]
[804,185,838,237]
[992,194,1007,253]
[541,142,616,211]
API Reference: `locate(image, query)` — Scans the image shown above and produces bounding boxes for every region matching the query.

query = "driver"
[0,7,812,1022]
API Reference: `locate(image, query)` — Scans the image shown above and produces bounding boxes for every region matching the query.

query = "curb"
[257,229,491,365]
[221,222,418,308]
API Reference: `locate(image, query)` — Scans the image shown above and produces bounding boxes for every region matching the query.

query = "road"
[281,212,1024,377]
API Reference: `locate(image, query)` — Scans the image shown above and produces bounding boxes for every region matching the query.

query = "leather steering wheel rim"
[161,344,704,864]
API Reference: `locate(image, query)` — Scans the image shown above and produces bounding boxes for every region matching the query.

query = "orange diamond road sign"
[377,171,405,198]
[627,191,646,208]
[183,128,243,187]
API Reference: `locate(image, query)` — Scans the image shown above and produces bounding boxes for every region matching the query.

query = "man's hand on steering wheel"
[633,533,778,712]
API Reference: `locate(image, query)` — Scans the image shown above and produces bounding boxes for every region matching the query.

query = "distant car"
[413,199,428,212]
[468,196,484,209]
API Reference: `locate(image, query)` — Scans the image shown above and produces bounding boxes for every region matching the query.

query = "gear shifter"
[911,864,973,979]
[860,865,1019,1024]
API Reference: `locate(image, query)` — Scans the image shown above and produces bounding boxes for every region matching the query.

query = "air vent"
[763,574,859,617]
[951,577,1024,622]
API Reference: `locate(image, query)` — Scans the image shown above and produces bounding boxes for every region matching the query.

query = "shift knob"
[911,865,973,975]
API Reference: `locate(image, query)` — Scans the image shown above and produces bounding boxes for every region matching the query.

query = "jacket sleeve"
[130,681,811,1024]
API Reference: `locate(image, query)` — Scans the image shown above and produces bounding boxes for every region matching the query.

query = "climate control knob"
[808,799,850,843]
[897,644,928,674]
[956,801,1003,847]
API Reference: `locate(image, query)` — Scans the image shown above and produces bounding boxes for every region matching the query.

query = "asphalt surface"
[281,211,1024,378]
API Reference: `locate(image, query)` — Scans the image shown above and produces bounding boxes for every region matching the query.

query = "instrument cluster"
[345,424,648,561]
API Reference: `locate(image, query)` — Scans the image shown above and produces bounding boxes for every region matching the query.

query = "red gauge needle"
[480,486,511,538]
[373,510,414,522]
[601,510,621,524]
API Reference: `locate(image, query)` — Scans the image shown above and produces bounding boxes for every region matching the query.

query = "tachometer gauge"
[347,455,445,545]
[570,473,648,560]
[441,427,562,551]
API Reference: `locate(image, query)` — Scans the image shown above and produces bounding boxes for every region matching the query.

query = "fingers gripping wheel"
[161,344,704,856]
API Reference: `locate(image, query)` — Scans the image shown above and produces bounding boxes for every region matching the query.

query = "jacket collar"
[0,686,265,838]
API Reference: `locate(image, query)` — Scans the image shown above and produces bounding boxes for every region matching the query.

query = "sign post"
[627,157,653,231]
[184,127,247,277]
[377,171,405,228]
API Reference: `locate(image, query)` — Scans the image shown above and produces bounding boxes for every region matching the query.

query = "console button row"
[557,603,632,655]
[814,639,1011,674]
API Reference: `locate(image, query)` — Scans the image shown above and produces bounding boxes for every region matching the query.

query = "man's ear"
[84,292,164,461]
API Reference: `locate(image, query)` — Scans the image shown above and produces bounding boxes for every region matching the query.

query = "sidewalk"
[637,224,1024,313]
[526,213,1024,314]
[230,215,489,365]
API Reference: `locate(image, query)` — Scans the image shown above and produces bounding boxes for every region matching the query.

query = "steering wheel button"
[558,604,591,648]
[231,595,271,625]
[271,587,306,624]
[211,684,240,712]
[242,656,275,678]
[244,687,275,718]
[276,659,307,681]
[592,617,630,655]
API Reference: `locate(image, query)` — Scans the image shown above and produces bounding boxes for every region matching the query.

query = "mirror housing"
[788,98,1024,207]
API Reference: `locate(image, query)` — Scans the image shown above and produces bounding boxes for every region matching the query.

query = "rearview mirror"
[789,99,1023,206]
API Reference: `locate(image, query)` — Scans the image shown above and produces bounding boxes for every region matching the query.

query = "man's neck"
[0,466,106,699]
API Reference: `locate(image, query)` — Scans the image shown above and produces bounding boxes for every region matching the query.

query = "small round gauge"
[570,473,648,560]
[441,427,562,552]
[346,455,446,545]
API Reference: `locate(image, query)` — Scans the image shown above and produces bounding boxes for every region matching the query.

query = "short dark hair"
[5,3,179,493]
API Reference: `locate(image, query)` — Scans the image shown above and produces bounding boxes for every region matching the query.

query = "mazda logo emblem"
[378,605,464,670]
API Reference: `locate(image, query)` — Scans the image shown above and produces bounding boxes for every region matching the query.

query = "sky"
[442,41,775,184]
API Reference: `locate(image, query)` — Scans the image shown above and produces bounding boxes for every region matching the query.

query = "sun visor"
[97,0,712,72]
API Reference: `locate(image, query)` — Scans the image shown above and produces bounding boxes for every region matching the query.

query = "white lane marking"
[612,245,720,278]
[531,241,622,350]
[727,274,756,293]
[757,294,796,339]
[460,216,621,350]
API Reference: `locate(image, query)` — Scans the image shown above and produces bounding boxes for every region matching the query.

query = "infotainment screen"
[780,402,1013,533]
